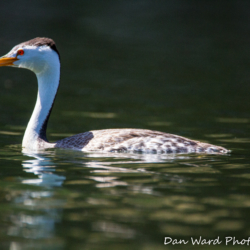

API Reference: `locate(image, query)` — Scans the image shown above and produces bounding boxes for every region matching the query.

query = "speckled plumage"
[55,128,229,154]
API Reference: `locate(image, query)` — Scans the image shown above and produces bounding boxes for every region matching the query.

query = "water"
[0,1,250,249]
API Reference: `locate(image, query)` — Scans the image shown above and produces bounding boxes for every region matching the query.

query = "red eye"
[17,49,24,56]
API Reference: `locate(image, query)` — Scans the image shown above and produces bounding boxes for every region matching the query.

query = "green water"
[1,1,250,249]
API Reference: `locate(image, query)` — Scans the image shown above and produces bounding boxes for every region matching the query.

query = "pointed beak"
[0,56,18,67]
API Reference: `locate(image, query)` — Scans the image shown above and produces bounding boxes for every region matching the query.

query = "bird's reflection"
[8,151,66,250]
[22,152,66,187]
[83,151,190,163]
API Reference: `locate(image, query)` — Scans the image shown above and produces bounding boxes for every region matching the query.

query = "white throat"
[22,55,60,150]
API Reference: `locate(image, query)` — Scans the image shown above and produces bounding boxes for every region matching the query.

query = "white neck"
[22,58,60,150]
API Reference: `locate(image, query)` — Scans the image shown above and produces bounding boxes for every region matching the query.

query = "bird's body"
[0,37,229,154]
[55,129,228,154]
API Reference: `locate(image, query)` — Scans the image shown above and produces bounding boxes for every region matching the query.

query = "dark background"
[0,0,249,146]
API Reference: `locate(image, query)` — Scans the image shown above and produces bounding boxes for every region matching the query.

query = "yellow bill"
[0,57,18,67]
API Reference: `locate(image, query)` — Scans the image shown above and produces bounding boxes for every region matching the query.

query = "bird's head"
[0,37,60,74]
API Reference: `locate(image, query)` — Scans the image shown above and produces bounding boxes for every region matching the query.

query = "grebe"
[0,38,229,154]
